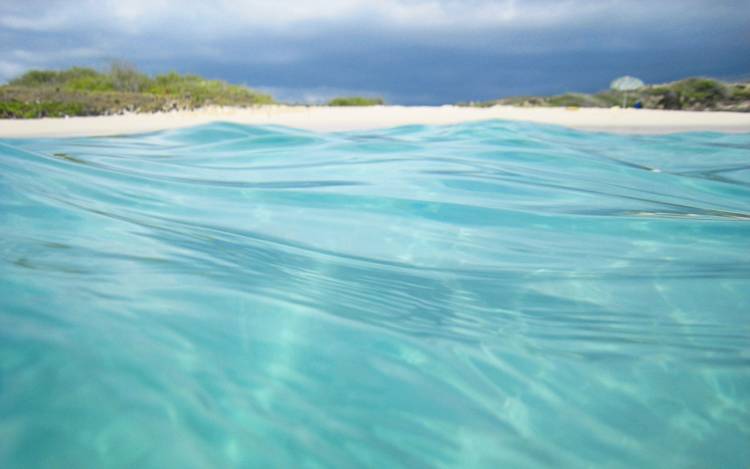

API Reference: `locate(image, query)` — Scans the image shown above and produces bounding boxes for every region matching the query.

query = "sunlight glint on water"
[1,121,749,468]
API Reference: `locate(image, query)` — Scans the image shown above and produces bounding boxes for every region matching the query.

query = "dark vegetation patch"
[327,96,385,106]
[461,78,750,112]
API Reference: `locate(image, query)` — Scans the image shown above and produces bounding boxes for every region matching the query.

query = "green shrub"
[546,94,589,107]
[8,70,61,87]
[674,78,727,104]
[643,86,671,96]
[592,92,623,107]
[327,96,384,106]
[2,63,275,116]
[58,67,101,83]
[460,77,747,111]
[9,67,102,88]
[546,93,619,108]
[0,101,87,118]
[145,73,272,105]
[729,84,750,100]
[109,61,151,92]
[65,74,116,92]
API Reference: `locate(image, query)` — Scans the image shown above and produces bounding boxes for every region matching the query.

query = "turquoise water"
[1,120,749,468]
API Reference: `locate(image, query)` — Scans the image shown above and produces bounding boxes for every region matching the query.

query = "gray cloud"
[1,0,749,102]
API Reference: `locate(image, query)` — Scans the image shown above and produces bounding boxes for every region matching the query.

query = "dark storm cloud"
[1,0,749,103]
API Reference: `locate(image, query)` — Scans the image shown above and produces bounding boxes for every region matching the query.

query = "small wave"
[1,120,749,468]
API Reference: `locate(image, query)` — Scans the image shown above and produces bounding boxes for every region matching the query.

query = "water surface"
[1,121,749,468]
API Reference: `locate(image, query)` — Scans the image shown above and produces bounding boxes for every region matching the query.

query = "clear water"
[1,120,749,468]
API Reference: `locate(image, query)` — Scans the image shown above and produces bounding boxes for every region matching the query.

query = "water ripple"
[1,120,749,468]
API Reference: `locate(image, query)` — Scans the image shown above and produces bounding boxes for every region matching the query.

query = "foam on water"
[1,120,749,468]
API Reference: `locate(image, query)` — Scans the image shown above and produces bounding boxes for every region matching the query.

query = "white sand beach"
[1,105,750,138]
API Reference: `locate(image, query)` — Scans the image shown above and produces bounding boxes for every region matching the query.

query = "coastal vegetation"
[0,62,274,118]
[327,96,384,106]
[463,78,750,112]
[2,65,748,118]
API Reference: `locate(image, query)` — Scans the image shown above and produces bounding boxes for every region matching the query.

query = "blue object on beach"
[634,101,643,108]
[1,121,749,468]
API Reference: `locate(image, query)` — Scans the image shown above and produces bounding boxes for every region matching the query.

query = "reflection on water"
[1,121,749,468]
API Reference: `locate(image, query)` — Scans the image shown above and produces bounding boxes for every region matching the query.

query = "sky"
[1,0,749,104]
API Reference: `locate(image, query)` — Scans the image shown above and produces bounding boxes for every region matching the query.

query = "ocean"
[1,120,749,468]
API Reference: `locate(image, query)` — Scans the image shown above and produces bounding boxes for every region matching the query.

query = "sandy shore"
[1,105,750,138]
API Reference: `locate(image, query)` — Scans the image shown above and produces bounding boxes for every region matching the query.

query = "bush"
[674,78,727,104]
[592,92,623,107]
[731,84,750,100]
[9,67,101,87]
[546,93,599,107]
[327,96,384,106]
[65,74,116,92]
[2,63,275,117]
[145,73,273,105]
[8,70,61,87]
[109,61,151,92]
[0,101,87,118]
[460,77,748,111]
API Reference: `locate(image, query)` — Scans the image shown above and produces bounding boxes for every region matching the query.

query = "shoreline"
[1,105,750,138]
